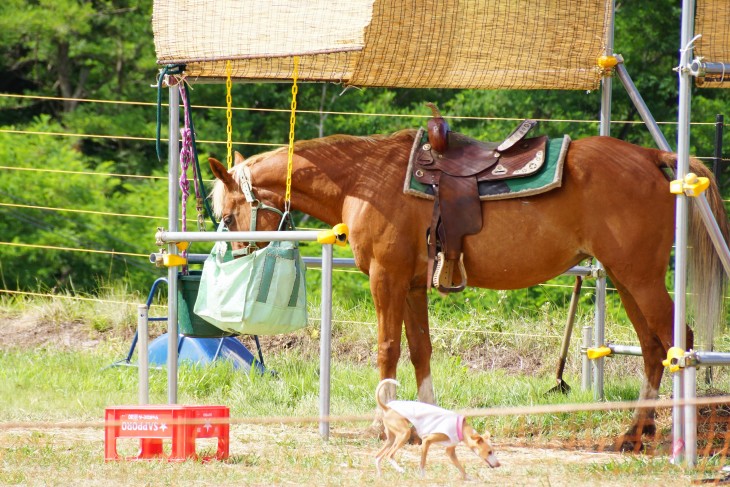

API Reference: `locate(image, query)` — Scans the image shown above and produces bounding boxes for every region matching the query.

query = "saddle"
[413,104,548,293]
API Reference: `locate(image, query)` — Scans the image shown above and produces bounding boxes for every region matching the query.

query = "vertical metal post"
[593,0,614,402]
[592,270,606,401]
[582,325,593,391]
[138,304,149,405]
[683,365,697,466]
[167,81,180,404]
[319,244,333,440]
[674,0,696,465]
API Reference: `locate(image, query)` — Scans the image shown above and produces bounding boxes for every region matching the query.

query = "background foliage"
[0,0,728,319]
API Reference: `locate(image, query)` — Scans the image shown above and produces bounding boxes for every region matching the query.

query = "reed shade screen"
[695,0,730,88]
[153,0,613,90]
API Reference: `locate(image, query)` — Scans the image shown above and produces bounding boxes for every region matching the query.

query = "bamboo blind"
[695,0,730,88]
[153,0,613,90]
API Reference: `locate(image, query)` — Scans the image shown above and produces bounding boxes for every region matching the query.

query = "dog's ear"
[471,433,484,444]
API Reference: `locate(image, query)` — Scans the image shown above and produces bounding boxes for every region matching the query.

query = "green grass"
[1,288,727,485]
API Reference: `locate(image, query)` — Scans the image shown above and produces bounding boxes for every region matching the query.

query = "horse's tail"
[375,379,400,411]
[659,152,729,351]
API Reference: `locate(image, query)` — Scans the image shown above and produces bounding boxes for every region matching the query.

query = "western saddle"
[413,103,548,293]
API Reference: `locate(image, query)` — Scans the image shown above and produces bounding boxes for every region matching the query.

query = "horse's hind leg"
[404,285,434,405]
[605,268,684,452]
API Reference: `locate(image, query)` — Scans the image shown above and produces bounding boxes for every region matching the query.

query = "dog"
[374,378,500,479]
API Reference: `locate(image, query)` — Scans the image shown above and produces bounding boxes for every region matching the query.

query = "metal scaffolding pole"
[592,0,615,403]
[674,0,696,466]
[615,60,673,152]
[167,83,180,404]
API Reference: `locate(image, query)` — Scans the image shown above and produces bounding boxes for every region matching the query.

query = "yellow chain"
[284,56,299,212]
[225,60,233,170]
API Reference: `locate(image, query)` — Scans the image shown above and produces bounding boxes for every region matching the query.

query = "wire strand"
[0,93,724,126]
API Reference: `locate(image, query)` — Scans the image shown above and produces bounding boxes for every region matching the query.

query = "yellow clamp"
[670,173,710,197]
[176,241,189,252]
[586,346,612,360]
[597,55,619,70]
[161,254,188,267]
[662,347,686,373]
[317,223,349,247]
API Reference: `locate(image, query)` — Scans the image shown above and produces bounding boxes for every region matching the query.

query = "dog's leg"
[387,458,405,474]
[445,445,469,481]
[375,434,395,477]
[418,435,437,478]
[384,430,410,473]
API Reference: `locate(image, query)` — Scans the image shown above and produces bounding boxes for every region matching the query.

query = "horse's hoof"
[612,436,646,453]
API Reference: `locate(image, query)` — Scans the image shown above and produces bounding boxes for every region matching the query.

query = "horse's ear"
[208,157,237,191]
[234,151,246,165]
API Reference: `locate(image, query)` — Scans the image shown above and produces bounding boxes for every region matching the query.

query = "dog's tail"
[375,378,400,411]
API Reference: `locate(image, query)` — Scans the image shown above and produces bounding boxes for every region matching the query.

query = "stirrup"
[432,252,467,293]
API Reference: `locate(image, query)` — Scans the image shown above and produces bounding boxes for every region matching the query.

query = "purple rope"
[178,82,194,272]
[179,84,194,229]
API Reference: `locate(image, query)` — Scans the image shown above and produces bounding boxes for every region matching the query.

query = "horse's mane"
[293,128,416,153]
[210,129,417,218]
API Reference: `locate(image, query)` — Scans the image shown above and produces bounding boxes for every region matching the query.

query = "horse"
[208,129,729,451]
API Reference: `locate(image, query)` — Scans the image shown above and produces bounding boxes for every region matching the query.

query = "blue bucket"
[148,333,265,374]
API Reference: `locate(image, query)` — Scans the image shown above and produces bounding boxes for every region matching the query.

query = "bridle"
[229,165,284,256]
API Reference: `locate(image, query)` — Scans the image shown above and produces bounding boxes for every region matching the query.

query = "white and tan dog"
[375,378,500,479]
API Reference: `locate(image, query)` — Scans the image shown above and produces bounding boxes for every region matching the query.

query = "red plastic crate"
[104,405,229,462]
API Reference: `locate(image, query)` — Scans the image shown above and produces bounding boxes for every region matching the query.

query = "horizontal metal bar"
[157,230,321,243]
[608,344,643,356]
[563,266,593,277]
[150,252,356,268]
[151,251,595,279]
[692,351,730,367]
[690,59,730,84]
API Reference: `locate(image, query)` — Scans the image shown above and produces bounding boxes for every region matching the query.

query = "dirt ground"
[0,314,106,351]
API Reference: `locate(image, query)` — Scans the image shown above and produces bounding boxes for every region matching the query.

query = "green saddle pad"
[404,131,571,201]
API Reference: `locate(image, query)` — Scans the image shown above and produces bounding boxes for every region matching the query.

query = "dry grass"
[0,422,695,487]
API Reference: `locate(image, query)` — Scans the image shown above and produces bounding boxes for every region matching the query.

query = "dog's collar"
[456,415,465,441]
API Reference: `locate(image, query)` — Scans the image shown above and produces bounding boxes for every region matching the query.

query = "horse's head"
[209,152,285,254]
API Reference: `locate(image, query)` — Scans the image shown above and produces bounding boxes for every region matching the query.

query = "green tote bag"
[193,217,308,335]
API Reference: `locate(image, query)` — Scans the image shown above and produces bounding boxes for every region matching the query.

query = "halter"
[231,165,284,256]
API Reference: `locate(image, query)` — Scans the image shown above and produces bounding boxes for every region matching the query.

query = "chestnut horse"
[209,129,728,450]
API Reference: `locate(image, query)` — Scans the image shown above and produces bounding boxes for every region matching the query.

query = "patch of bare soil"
[460,343,545,375]
[0,316,106,351]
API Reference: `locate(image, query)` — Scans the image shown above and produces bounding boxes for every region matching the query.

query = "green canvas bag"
[193,215,308,335]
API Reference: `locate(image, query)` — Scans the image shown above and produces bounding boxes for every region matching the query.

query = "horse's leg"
[404,286,435,405]
[368,264,410,430]
[605,268,687,452]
